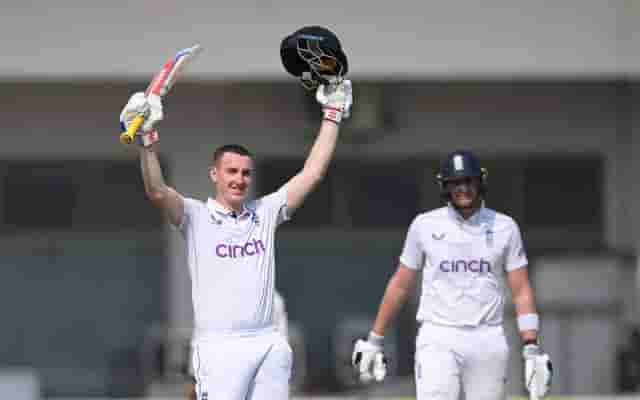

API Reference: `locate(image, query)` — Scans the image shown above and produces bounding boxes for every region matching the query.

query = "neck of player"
[216,195,244,214]
[455,199,482,219]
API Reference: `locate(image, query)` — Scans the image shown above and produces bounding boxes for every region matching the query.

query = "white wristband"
[368,331,384,347]
[517,313,539,332]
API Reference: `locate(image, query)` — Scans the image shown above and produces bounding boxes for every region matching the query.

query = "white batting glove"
[119,92,163,147]
[316,79,352,124]
[523,343,553,398]
[352,332,387,383]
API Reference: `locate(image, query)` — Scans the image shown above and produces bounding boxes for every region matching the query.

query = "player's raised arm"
[279,26,351,214]
[285,80,352,213]
[120,93,185,227]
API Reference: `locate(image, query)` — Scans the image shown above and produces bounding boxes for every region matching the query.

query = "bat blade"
[160,44,203,96]
[146,43,203,97]
[120,44,203,145]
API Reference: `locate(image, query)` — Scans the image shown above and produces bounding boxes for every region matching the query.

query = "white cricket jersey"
[400,204,528,327]
[178,185,290,339]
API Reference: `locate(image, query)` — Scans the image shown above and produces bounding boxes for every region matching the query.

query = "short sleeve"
[505,220,528,272]
[175,197,201,234]
[399,216,425,270]
[258,185,290,226]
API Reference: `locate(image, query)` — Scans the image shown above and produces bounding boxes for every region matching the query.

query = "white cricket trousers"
[415,322,509,400]
[192,329,292,400]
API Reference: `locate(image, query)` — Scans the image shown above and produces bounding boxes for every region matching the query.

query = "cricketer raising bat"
[119,44,203,145]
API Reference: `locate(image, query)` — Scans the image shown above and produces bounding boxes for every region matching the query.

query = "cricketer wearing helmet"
[352,151,553,400]
[119,28,351,400]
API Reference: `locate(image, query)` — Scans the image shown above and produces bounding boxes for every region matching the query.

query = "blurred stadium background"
[0,1,638,399]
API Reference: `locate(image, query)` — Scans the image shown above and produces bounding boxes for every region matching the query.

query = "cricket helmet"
[436,150,488,199]
[280,26,349,90]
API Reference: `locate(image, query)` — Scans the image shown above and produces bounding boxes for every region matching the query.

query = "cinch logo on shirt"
[215,239,266,258]
[439,259,492,273]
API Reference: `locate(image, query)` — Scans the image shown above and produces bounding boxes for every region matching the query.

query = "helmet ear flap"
[436,173,451,201]
[481,167,488,181]
[478,168,489,197]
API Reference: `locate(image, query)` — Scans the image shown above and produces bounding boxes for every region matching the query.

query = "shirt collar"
[447,201,487,225]
[207,198,251,219]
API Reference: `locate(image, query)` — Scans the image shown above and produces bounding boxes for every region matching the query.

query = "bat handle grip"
[119,115,146,145]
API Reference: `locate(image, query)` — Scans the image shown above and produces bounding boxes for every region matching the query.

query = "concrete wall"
[0,1,634,79]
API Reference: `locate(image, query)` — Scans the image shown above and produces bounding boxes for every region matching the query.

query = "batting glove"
[119,92,163,147]
[352,332,387,383]
[523,343,553,398]
[316,79,352,124]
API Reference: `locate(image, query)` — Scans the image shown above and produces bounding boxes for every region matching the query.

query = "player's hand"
[352,332,387,383]
[316,79,352,124]
[523,343,553,398]
[119,92,163,146]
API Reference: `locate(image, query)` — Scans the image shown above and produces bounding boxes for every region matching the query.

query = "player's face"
[446,176,480,209]
[210,152,253,208]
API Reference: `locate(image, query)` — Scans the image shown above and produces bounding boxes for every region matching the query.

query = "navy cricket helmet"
[280,26,348,90]
[436,150,488,198]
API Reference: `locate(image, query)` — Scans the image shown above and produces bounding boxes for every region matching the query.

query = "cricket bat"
[120,44,203,145]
